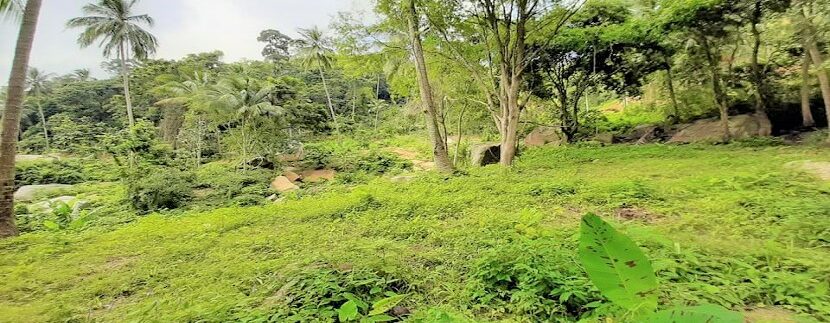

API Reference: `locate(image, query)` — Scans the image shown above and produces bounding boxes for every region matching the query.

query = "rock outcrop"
[271,176,299,192]
[14,184,73,202]
[300,169,336,183]
[669,114,771,143]
[470,143,500,166]
[524,127,566,147]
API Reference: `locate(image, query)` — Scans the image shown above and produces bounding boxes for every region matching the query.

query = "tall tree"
[799,1,830,139]
[660,0,743,141]
[0,0,44,238]
[26,68,54,152]
[477,0,542,165]
[427,0,580,165]
[800,49,816,127]
[296,27,337,127]
[67,0,158,127]
[206,73,281,163]
[406,0,453,172]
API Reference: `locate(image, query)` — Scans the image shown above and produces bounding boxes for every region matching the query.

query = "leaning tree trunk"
[318,66,337,127]
[802,7,830,140]
[119,41,135,127]
[701,36,731,142]
[801,50,815,127]
[805,40,830,140]
[749,0,772,136]
[0,0,43,238]
[406,0,453,173]
[36,98,49,152]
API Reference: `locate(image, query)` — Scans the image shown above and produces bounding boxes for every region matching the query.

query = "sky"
[0,0,374,82]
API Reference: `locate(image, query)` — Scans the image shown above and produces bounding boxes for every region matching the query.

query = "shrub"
[303,141,411,175]
[126,167,194,212]
[467,237,602,320]
[15,159,86,189]
[193,162,274,205]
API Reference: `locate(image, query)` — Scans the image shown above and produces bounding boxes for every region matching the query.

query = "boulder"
[283,170,302,182]
[270,176,299,192]
[668,114,770,143]
[301,169,336,183]
[524,127,566,147]
[14,184,73,202]
[592,133,615,145]
[470,143,500,166]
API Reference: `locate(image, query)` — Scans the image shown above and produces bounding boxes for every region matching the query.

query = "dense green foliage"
[2,144,829,321]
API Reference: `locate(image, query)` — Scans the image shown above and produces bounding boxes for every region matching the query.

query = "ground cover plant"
[1,144,828,322]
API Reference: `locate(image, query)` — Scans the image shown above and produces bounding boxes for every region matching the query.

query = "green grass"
[1,144,829,322]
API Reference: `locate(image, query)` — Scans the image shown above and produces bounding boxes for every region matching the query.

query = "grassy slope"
[1,144,829,322]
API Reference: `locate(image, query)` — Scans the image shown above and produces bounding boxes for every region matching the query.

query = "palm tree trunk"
[318,66,336,126]
[36,98,49,152]
[406,0,453,173]
[801,50,815,127]
[119,41,135,127]
[0,0,43,238]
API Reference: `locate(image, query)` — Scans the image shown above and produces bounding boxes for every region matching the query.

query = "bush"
[467,237,602,320]
[193,162,274,206]
[126,167,194,212]
[303,141,411,175]
[14,158,119,189]
[15,160,86,189]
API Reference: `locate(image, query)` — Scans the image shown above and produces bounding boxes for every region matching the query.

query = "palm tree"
[26,68,54,152]
[1,0,44,238]
[296,27,337,127]
[71,68,93,82]
[67,0,158,127]
[207,74,281,163]
[0,0,21,18]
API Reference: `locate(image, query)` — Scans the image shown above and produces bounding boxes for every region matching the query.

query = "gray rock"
[592,133,615,145]
[524,127,565,147]
[470,143,501,166]
[669,114,771,143]
[14,184,73,202]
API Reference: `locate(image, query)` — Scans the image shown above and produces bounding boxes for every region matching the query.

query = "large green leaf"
[368,294,406,316]
[579,213,658,312]
[647,304,744,323]
[338,300,360,322]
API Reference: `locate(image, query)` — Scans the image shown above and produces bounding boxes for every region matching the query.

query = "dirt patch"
[614,207,658,222]
[785,160,830,181]
[387,148,421,160]
[744,307,798,323]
